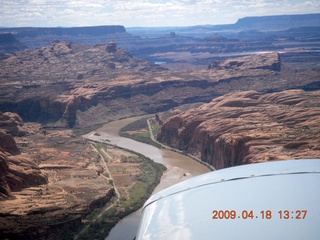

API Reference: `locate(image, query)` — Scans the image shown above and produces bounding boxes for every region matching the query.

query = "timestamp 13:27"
[212,210,308,220]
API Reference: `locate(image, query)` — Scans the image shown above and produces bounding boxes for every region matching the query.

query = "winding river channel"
[83,115,211,240]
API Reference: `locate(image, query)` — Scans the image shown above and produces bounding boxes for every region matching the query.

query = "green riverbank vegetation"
[119,117,162,148]
[75,143,166,240]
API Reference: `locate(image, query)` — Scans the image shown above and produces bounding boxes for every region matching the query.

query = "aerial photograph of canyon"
[0,0,319,240]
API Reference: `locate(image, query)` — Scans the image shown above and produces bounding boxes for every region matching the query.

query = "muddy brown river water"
[83,115,210,240]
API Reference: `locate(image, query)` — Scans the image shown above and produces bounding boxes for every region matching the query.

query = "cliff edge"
[157,90,320,169]
[0,112,113,239]
[0,112,47,199]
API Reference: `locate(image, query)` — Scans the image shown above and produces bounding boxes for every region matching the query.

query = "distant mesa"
[0,25,126,38]
[234,13,320,30]
[0,25,129,51]
[204,34,232,42]
[0,33,26,53]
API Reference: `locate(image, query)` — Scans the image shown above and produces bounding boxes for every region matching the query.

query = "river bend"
[83,116,210,240]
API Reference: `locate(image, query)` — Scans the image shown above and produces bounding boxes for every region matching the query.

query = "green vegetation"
[95,142,107,151]
[150,120,160,138]
[76,144,166,240]
[120,155,144,163]
[129,159,166,209]
[76,220,116,240]
[72,123,105,136]
[73,117,167,240]
[119,117,162,148]
[120,117,149,131]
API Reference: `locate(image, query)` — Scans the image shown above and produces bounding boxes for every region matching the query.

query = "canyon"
[0,112,115,239]
[1,14,320,70]
[0,43,318,129]
[0,14,320,239]
[157,89,320,169]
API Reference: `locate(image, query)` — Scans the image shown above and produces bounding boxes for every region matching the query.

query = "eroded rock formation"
[0,113,113,239]
[0,146,48,196]
[0,39,166,127]
[0,33,319,239]
[1,48,319,129]
[0,112,26,137]
[0,150,13,199]
[157,90,320,169]
[208,52,281,71]
[0,113,47,199]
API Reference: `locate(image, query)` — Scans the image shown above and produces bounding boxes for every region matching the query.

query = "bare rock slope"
[0,113,113,239]
[208,52,281,71]
[157,90,320,169]
[1,45,319,129]
[0,112,47,199]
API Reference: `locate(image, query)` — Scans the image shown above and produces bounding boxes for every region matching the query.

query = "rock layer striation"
[1,47,319,129]
[0,113,113,239]
[157,90,320,169]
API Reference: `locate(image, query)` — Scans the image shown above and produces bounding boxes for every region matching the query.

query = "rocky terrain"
[0,25,280,69]
[0,112,47,199]
[1,14,319,71]
[0,112,114,239]
[0,39,162,82]
[0,25,129,50]
[128,35,279,70]
[157,89,320,169]
[1,43,319,130]
[0,35,320,239]
[0,39,165,127]
[207,52,281,71]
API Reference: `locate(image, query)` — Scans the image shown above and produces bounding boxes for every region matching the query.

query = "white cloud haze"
[0,0,319,27]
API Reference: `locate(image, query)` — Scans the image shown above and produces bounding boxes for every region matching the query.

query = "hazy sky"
[0,0,319,27]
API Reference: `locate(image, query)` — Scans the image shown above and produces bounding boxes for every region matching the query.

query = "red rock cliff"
[0,113,47,200]
[157,90,320,169]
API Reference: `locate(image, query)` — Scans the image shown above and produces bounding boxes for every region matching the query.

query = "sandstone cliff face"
[0,40,167,127]
[0,113,48,199]
[0,148,48,194]
[0,150,12,199]
[157,90,320,169]
[0,136,48,200]
[1,48,319,128]
[0,112,26,137]
[0,130,20,155]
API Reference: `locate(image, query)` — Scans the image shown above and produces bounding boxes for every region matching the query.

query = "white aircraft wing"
[136,159,320,240]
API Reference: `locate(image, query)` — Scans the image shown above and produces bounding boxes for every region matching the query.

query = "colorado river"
[83,115,211,240]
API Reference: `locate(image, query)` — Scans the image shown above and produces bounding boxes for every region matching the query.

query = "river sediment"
[83,115,211,240]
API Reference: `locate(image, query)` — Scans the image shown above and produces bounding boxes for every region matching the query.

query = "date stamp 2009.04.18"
[212,210,308,220]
